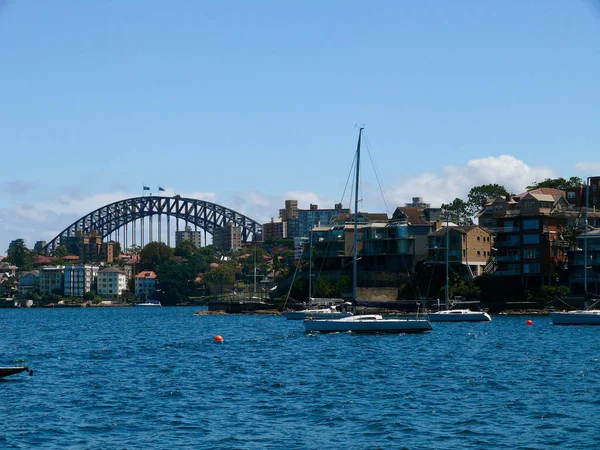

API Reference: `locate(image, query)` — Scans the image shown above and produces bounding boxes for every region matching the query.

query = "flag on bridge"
[143,186,150,190]
[158,186,165,192]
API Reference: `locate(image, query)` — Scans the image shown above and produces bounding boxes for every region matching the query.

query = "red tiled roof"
[136,271,156,279]
[516,188,565,197]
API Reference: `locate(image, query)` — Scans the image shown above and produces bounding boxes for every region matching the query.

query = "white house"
[97,266,127,298]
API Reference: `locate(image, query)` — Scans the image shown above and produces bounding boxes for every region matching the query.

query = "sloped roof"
[526,193,558,202]
[99,266,126,274]
[393,207,432,225]
[516,187,565,197]
[429,225,485,236]
[136,271,156,279]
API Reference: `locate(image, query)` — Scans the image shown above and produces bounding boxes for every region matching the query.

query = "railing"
[490,227,520,233]
[495,255,520,261]
[494,240,520,247]
[492,269,521,276]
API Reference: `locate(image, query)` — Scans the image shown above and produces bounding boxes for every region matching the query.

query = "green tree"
[441,198,472,226]
[112,241,122,257]
[174,240,199,259]
[6,239,33,270]
[156,260,197,304]
[83,291,96,301]
[53,245,69,258]
[467,184,509,214]
[139,242,174,271]
[526,177,582,191]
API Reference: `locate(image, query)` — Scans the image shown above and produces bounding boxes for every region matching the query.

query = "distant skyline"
[2,1,600,255]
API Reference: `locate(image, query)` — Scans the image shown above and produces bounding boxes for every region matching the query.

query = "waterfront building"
[427,225,493,277]
[18,270,39,294]
[64,264,99,297]
[311,214,415,284]
[391,206,441,267]
[482,188,600,288]
[97,266,127,298]
[175,225,202,248]
[135,271,157,298]
[39,266,64,296]
[213,222,242,252]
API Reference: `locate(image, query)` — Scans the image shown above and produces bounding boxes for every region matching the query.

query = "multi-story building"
[286,203,350,239]
[39,266,64,296]
[565,176,600,209]
[405,197,431,208]
[61,231,114,265]
[262,218,288,241]
[97,266,127,298]
[213,222,242,252]
[568,229,600,296]
[64,264,99,297]
[483,188,600,288]
[135,271,157,298]
[311,215,415,284]
[18,270,39,294]
[293,237,309,261]
[34,241,47,253]
[427,225,493,277]
[175,225,202,248]
[279,200,298,222]
[391,206,441,267]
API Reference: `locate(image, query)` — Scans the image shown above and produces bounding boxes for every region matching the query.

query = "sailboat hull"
[427,310,491,322]
[283,310,353,320]
[304,315,432,333]
[550,310,600,325]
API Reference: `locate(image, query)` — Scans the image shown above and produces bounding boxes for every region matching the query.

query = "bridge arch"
[42,196,262,255]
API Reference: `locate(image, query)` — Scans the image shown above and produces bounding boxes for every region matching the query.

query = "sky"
[2,0,600,255]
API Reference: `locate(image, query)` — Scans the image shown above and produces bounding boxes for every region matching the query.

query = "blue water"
[1,308,599,449]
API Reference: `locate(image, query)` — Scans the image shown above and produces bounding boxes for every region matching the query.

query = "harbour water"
[1,308,599,449]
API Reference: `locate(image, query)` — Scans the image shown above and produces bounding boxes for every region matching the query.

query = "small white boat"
[427,309,491,322]
[283,305,353,320]
[549,309,600,325]
[551,180,600,326]
[135,299,162,307]
[304,314,432,333]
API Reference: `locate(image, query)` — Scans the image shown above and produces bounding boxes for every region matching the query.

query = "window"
[523,248,539,259]
[523,234,540,245]
[523,263,540,274]
[477,250,481,256]
[523,219,539,230]
[477,236,481,241]
[567,192,576,199]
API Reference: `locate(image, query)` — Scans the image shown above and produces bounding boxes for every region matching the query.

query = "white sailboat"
[304,128,432,333]
[550,177,600,325]
[427,216,491,322]
[283,231,353,320]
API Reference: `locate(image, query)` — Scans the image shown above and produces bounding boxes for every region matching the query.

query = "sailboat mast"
[585,177,589,308]
[353,128,363,303]
[308,230,313,304]
[445,214,449,310]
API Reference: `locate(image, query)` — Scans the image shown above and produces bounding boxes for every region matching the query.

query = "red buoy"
[526,319,533,326]
[213,335,224,343]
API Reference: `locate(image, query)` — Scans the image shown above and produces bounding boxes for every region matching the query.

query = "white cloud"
[574,162,600,175]
[387,155,555,208]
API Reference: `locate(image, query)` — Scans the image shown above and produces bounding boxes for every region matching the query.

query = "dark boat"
[0,366,33,379]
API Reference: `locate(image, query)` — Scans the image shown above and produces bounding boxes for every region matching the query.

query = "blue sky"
[2,1,600,254]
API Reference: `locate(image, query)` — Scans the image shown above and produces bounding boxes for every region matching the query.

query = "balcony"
[495,255,520,262]
[491,227,521,233]
[492,269,521,276]
[494,240,521,247]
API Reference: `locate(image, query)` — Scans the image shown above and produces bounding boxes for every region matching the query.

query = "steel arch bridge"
[42,196,263,255]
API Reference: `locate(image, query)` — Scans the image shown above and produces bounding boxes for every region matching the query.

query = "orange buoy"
[526,319,533,326]
[213,335,224,343]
